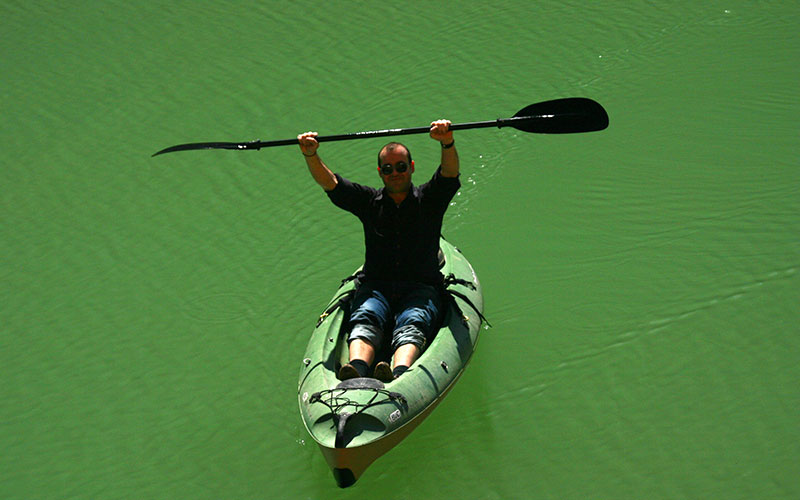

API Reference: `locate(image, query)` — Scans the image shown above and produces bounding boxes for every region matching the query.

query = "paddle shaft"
[222,115,545,151]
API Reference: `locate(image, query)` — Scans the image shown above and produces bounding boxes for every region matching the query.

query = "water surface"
[2,1,798,498]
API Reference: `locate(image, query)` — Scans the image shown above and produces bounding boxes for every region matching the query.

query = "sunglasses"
[379,161,410,176]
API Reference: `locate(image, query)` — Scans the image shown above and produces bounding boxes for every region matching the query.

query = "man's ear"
[410,160,415,173]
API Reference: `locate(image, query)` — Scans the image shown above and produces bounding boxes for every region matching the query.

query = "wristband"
[441,140,455,149]
[303,151,317,157]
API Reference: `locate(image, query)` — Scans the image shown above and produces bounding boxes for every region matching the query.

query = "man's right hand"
[298,131,319,157]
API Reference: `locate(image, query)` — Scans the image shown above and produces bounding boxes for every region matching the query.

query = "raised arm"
[298,131,338,191]
[430,119,459,178]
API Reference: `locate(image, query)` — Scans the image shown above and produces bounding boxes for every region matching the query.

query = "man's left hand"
[430,119,453,144]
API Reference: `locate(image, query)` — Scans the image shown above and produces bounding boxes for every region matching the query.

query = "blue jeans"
[348,281,442,353]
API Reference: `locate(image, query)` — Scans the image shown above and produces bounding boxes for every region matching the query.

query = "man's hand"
[298,131,319,157]
[429,120,453,145]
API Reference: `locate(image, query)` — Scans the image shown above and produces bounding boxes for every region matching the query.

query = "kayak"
[297,238,485,488]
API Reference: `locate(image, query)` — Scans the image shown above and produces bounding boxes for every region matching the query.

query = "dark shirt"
[327,167,461,285]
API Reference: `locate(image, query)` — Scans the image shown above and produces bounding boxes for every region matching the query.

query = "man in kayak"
[298,120,460,382]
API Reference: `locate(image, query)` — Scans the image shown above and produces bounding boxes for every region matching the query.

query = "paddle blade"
[511,97,609,134]
[152,141,255,157]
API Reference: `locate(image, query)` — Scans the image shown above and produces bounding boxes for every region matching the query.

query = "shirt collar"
[376,183,417,204]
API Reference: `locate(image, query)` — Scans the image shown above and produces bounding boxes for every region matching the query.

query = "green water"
[2,1,798,498]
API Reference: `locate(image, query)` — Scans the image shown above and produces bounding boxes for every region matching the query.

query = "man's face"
[378,147,414,194]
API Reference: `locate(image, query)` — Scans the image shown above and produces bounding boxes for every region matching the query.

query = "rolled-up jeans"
[348,280,442,353]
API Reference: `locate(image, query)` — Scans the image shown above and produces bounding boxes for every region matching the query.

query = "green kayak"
[297,238,485,488]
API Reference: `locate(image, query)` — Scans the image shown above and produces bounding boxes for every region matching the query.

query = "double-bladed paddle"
[152,97,608,157]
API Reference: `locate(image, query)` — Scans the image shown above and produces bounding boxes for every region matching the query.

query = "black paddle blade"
[511,97,609,134]
[151,141,260,157]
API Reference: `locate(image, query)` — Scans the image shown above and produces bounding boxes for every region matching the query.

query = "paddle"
[151,97,608,157]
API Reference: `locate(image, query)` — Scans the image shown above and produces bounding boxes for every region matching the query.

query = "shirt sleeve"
[326,174,377,216]
[419,166,461,211]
